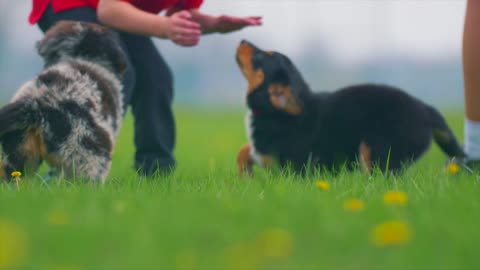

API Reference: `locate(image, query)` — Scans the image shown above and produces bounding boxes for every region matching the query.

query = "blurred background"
[0,0,467,108]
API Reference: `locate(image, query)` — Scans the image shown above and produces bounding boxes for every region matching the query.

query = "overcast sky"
[201,0,466,64]
[0,0,467,65]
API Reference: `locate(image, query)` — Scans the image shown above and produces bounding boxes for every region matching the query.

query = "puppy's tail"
[428,106,466,158]
[0,100,39,136]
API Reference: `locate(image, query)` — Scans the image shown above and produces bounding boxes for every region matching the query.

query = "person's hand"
[213,15,262,34]
[165,10,201,46]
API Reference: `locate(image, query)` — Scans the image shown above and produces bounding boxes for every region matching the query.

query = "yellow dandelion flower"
[47,210,69,226]
[315,180,330,191]
[343,199,365,212]
[11,171,22,191]
[10,171,22,178]
[0,220,28,270]
[256,228,294,259]
[370,220,412,247]
[445,163,460,175]
[383,191,408,206]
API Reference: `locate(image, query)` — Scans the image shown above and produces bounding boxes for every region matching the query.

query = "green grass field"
[1,108,479,270]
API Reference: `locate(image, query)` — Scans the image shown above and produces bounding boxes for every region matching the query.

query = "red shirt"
[29,0,204,24]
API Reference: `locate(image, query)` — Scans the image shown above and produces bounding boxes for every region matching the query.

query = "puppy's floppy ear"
[102,30,128,74]
[77,28,128,74]
[268,83,303,115]
[36,29,62,63]
[267,69,303,115]
[0,101,38,136]
[37,20,127,74]
[36,21,86,64]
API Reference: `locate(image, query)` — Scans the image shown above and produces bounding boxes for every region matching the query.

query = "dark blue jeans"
[38,5,176,175]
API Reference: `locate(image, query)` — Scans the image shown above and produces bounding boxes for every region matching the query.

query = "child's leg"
[120,33,176,175]
[463,0,480,160]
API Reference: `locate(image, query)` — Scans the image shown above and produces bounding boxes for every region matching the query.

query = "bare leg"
[463,0,480,121]
[463,0,480,160]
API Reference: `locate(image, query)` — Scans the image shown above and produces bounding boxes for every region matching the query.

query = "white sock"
[465,118,480,160]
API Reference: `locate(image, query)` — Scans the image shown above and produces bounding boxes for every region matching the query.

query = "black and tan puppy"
[236,40,465,175]
[0,21,126,182]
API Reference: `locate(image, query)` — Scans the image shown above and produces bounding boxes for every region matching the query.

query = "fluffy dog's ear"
[36,21,86,65]
[37,21,127,74]
[0,102,31,136]
[76,27,128,74]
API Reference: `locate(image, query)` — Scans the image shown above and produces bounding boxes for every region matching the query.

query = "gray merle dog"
[0,21,126,182]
